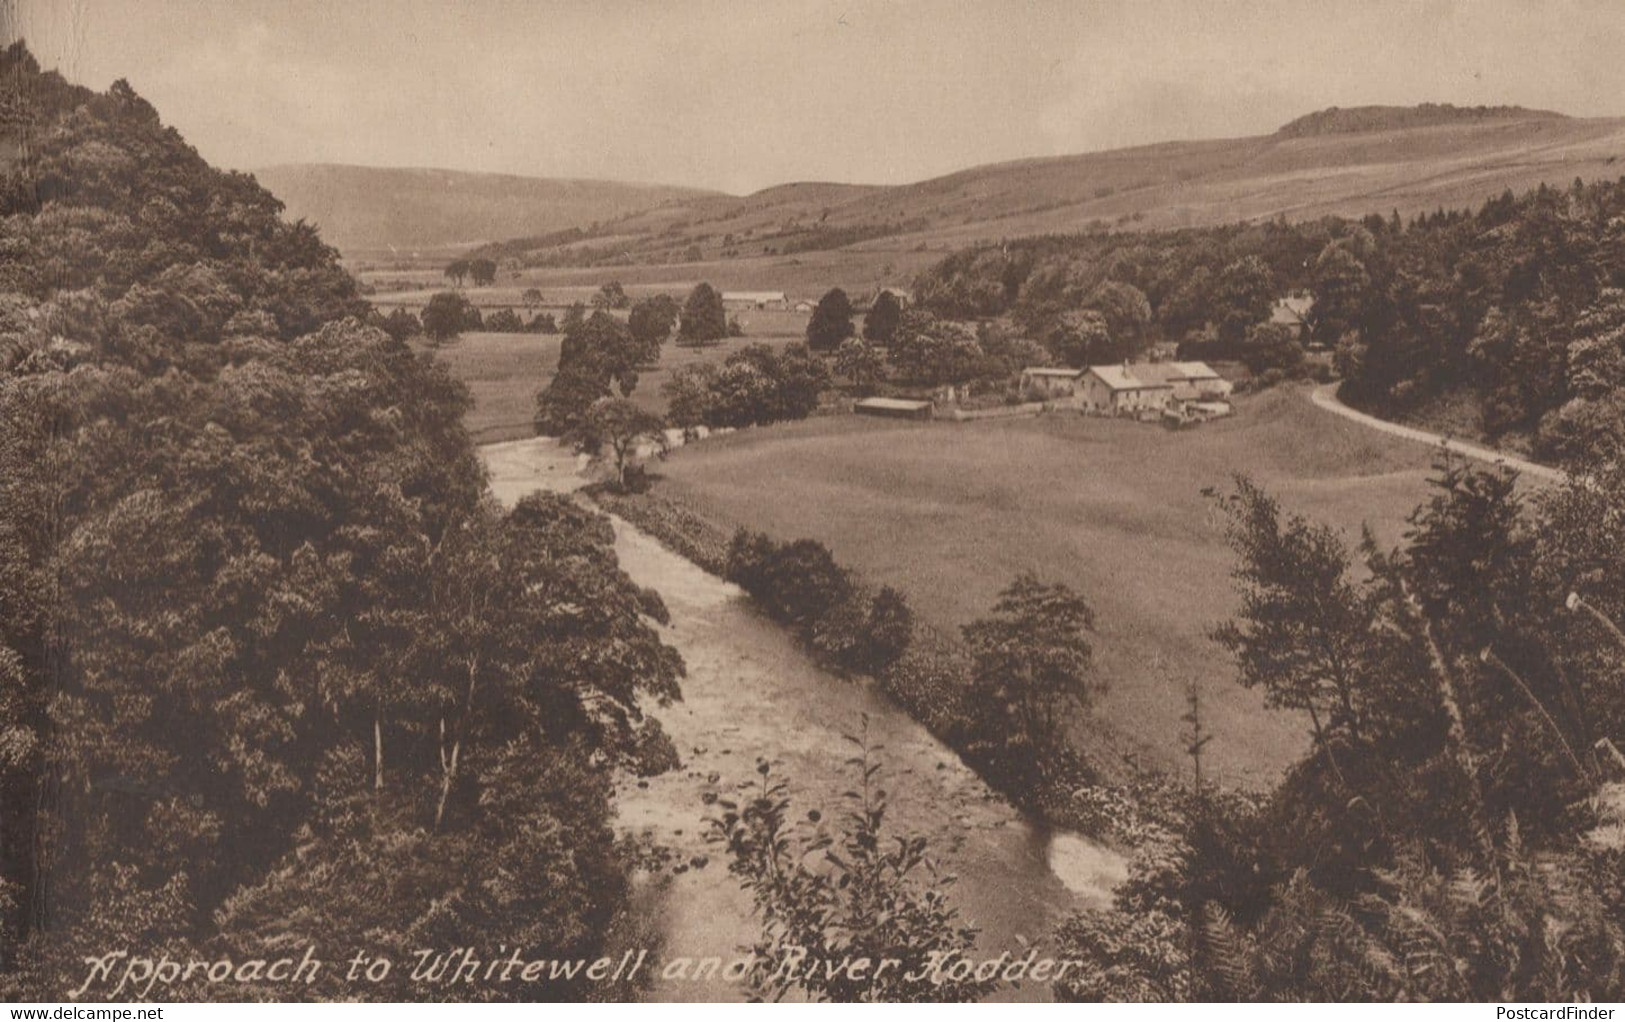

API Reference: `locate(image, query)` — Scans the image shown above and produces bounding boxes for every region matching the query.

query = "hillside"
[449,108,1625,284]
[253,162,719,251]
[1276,103,1566,138]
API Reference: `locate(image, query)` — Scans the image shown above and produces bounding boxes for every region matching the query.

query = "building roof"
[1271,294,1314,325]
[722,290,786,302]
[1087,360,1228,391]
[1022,366,1084,378]
[855,397,933,412]
[1087,364,1177,391]
[1165,360,1222,381]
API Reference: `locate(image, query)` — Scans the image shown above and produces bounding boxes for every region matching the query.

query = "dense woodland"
[0,44,683,999]
[917,180,1625,461]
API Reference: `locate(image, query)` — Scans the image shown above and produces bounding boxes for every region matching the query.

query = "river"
[481,437,1128,1002]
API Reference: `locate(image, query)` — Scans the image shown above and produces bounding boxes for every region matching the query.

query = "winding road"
[1308,382,1566,484]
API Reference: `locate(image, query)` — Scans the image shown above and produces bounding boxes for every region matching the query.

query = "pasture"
[648,386,1455,788]
[421,327,810,443]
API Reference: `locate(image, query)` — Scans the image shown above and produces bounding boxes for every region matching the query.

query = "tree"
[704,343,830,427]
[375,307,420,342]
[420,290,475,344]
[1212,256,1277,349]
[484,307,524,332]
[887,312,986,387]
[1308,243,1369,345]
[863,290,902,344]
[627,294,680,365]
[1041,308,1121,368]
[443,259,469,286]
[834,337,885,393]
[679,282,727,346]
[521,287,544,308]
[1239,321,1304,376]
[468,257,498,287]
[1209,477,1379,773]
[1086,280,1152,353]
[661,363,718,437]
[575,398,668,490]
[806,287,855,352]
[593,280,631,310]
[961,573,1100,777]
[561,301,587,335]
[560,309,643,397]
[707,738,995,1002]
[535,365,610,437]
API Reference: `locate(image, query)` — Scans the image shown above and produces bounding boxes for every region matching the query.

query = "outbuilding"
[854,397,933,420]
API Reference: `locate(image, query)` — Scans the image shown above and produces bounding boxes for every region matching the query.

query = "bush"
[726,530,914,678]
[878,643,971,740]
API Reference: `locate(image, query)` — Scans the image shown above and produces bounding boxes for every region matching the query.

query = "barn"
[722,290,788,310]
[1019,367,1086,405]
[854,397,933,420]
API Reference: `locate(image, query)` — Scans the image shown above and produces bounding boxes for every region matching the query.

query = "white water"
[481,437,1128,1001]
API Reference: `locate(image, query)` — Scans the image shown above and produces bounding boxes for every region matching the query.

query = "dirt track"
[1309,382,1565,483]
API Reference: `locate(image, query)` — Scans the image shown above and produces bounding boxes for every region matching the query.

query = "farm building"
[854,397,933,420]
[1078,361,1233,418]
[1271,294,1315,341]
[791,298,818,313]
[1020,367,1086,405]
[722,290,788,310]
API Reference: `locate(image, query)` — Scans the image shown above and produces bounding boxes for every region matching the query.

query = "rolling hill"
[252,163,718,252]
[258,105,1625,294]
[449,106,1625,278]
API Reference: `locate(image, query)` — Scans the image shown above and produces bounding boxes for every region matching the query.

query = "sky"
[8,0,1625,195]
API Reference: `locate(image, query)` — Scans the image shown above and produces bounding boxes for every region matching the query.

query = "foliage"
[593,280,631,310]
[1053,460,1625,1002]
[421,290,478,344]
[916,177,1625,458]
[806,287,855,352]
[1239,321,1304,376]
[862,290,902,344]
[0,47,683,1000]
[833,337,886,393]
[887,311,988,387]
[627,293,679,364]
[706,737,994,1002]
[679,282,727,346]
[574,397,668,490]
[664,343,830,431]
[961,574,1101,786]
[533,309,646,436]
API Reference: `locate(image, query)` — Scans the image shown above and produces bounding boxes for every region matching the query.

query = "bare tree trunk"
[1400,578,1498,863]
[374,699,384,792]
[435,657,479,832]
[1305,701,1348,789]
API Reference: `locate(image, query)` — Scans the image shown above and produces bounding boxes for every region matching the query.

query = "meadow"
[423,323,810,443]
[646,386,1459,788]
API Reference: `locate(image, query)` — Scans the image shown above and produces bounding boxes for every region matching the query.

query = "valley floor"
[645,385,1449,788]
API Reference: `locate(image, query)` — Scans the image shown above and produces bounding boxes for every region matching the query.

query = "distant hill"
[461,107,1625,281]
[253,163,719,251]
[1276,103,1566,138]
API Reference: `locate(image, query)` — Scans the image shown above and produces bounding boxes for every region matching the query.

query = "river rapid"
[481,437,1128,1002]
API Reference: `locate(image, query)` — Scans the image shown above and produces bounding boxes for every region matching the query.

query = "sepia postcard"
[3,0,1625,1008]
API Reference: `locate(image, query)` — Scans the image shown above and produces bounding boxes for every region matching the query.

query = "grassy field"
[422,327,810,443]
[645,386,1459,789]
